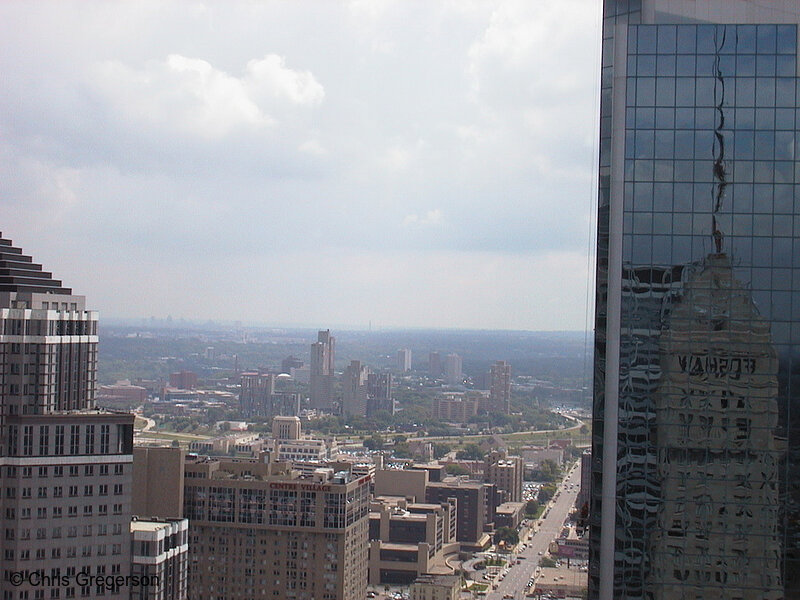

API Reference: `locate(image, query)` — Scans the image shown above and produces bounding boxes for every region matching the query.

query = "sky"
[0,0,601,331]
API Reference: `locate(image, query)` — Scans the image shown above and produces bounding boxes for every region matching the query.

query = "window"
[84,425,95,455]
[55,426,65,455]
[39,426,49,456]
[23,426,33,456]
[100,425,110,454]
[69,426,79,455]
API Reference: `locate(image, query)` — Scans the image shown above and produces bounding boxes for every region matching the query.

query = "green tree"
[525,499,540,516]
[456,443,485,461]
[493,526,519,547]
[538,483,557,503]
[445,464,471,476]
[363,434,385,451]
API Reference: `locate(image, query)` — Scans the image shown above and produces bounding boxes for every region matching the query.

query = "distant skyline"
[0,1,601,331]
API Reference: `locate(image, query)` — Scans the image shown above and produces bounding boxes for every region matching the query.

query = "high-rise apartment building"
[366,372,394,417]
[443,354,462,386]
[488,360,512,414]
[0,233,135,599]
[183,456,370,600]
[130,517,189,600]
[590,4,800,599]
[396,349,411,373]
[484,449,523,504]
[310,329,335,410]
[342,360,369,417]
[239,372,282,418]
[428,352,442,377]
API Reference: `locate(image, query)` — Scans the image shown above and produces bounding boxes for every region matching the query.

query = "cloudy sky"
[0,0,600,330]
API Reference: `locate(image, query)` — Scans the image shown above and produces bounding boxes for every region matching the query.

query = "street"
[485,463,582,600]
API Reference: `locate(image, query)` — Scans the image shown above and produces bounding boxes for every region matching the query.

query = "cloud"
[403,209,443,227]
[88,53,323,139]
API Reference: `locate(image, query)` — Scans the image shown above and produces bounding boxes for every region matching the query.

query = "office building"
[368,497,458,585]
[0,233,135,598]
[366,372,394,416]
[342,360,370,417]
[443,354,462,386]
[590,4,800,599]
[168,371,197,390]
[425,479,493,548]
[396,348,412,373]
[310,329,335,410]
[428,352,442,377]
[487,360,512,414]
[130,517,189,600]
[280,355,304,375]
[183,456,370,600]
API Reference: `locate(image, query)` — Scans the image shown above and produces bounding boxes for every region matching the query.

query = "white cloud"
[403,209,443,227]
[88,53,323,139]
[244,55,324,106]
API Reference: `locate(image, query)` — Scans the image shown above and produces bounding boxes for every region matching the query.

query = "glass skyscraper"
[590,2,800,599]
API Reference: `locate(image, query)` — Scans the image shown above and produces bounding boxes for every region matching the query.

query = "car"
[503,595,514,599]
[537,551,543,555]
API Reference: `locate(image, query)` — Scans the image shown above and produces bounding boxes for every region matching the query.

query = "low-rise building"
[494,502,525,530]
[410,574,461,600]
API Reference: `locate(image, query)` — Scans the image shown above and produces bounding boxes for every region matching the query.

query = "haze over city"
[0,0,600,331]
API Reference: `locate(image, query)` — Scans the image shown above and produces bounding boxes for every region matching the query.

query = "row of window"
[4,504,125,520]
[7,483,124,499]
[3,464,124,478]
[8,425,112,456]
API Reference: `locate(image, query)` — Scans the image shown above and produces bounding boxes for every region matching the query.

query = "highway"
[485,463,582,600]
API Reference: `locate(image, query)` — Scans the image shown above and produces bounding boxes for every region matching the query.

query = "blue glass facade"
[591,5,800,599]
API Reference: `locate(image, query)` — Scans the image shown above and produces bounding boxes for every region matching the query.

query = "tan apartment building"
[485,449,523,503]
[130,517,189,600]
[183,456,370,600]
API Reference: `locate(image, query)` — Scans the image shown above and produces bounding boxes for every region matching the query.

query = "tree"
[493,526,519,547]
[525,499,540,516]
[456,443,485,461]
[538,483,557,503]
[432,442,451,459]
[445,464,471,476]
[363,434,385,451]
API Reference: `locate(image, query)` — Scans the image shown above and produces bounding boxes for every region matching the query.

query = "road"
[486,463,582,600]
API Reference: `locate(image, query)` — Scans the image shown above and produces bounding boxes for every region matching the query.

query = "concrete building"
[272,415,333,463]
[239,372,279,418]
[309,329,335,410]
[130,517,189,600]
[374,468,429,502]
[0,233,136,599]
[432,393,478,423]
[396,348,412,373]
[183,456,370,600]
[367,372,394,416]
[494,502,525,530]
[428,352,442,377]
[368,497,458,585]
[410,574,460,600]
[443,354,462,386]
[342,360,370,417]
[132,446,185,519]
[590,3,800,599]
[425,479,493,548]
[280,355,304,375]
[487,360,512,414]
[168,371,197,390]
[97,381,148,406]
[485,449,523,503]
